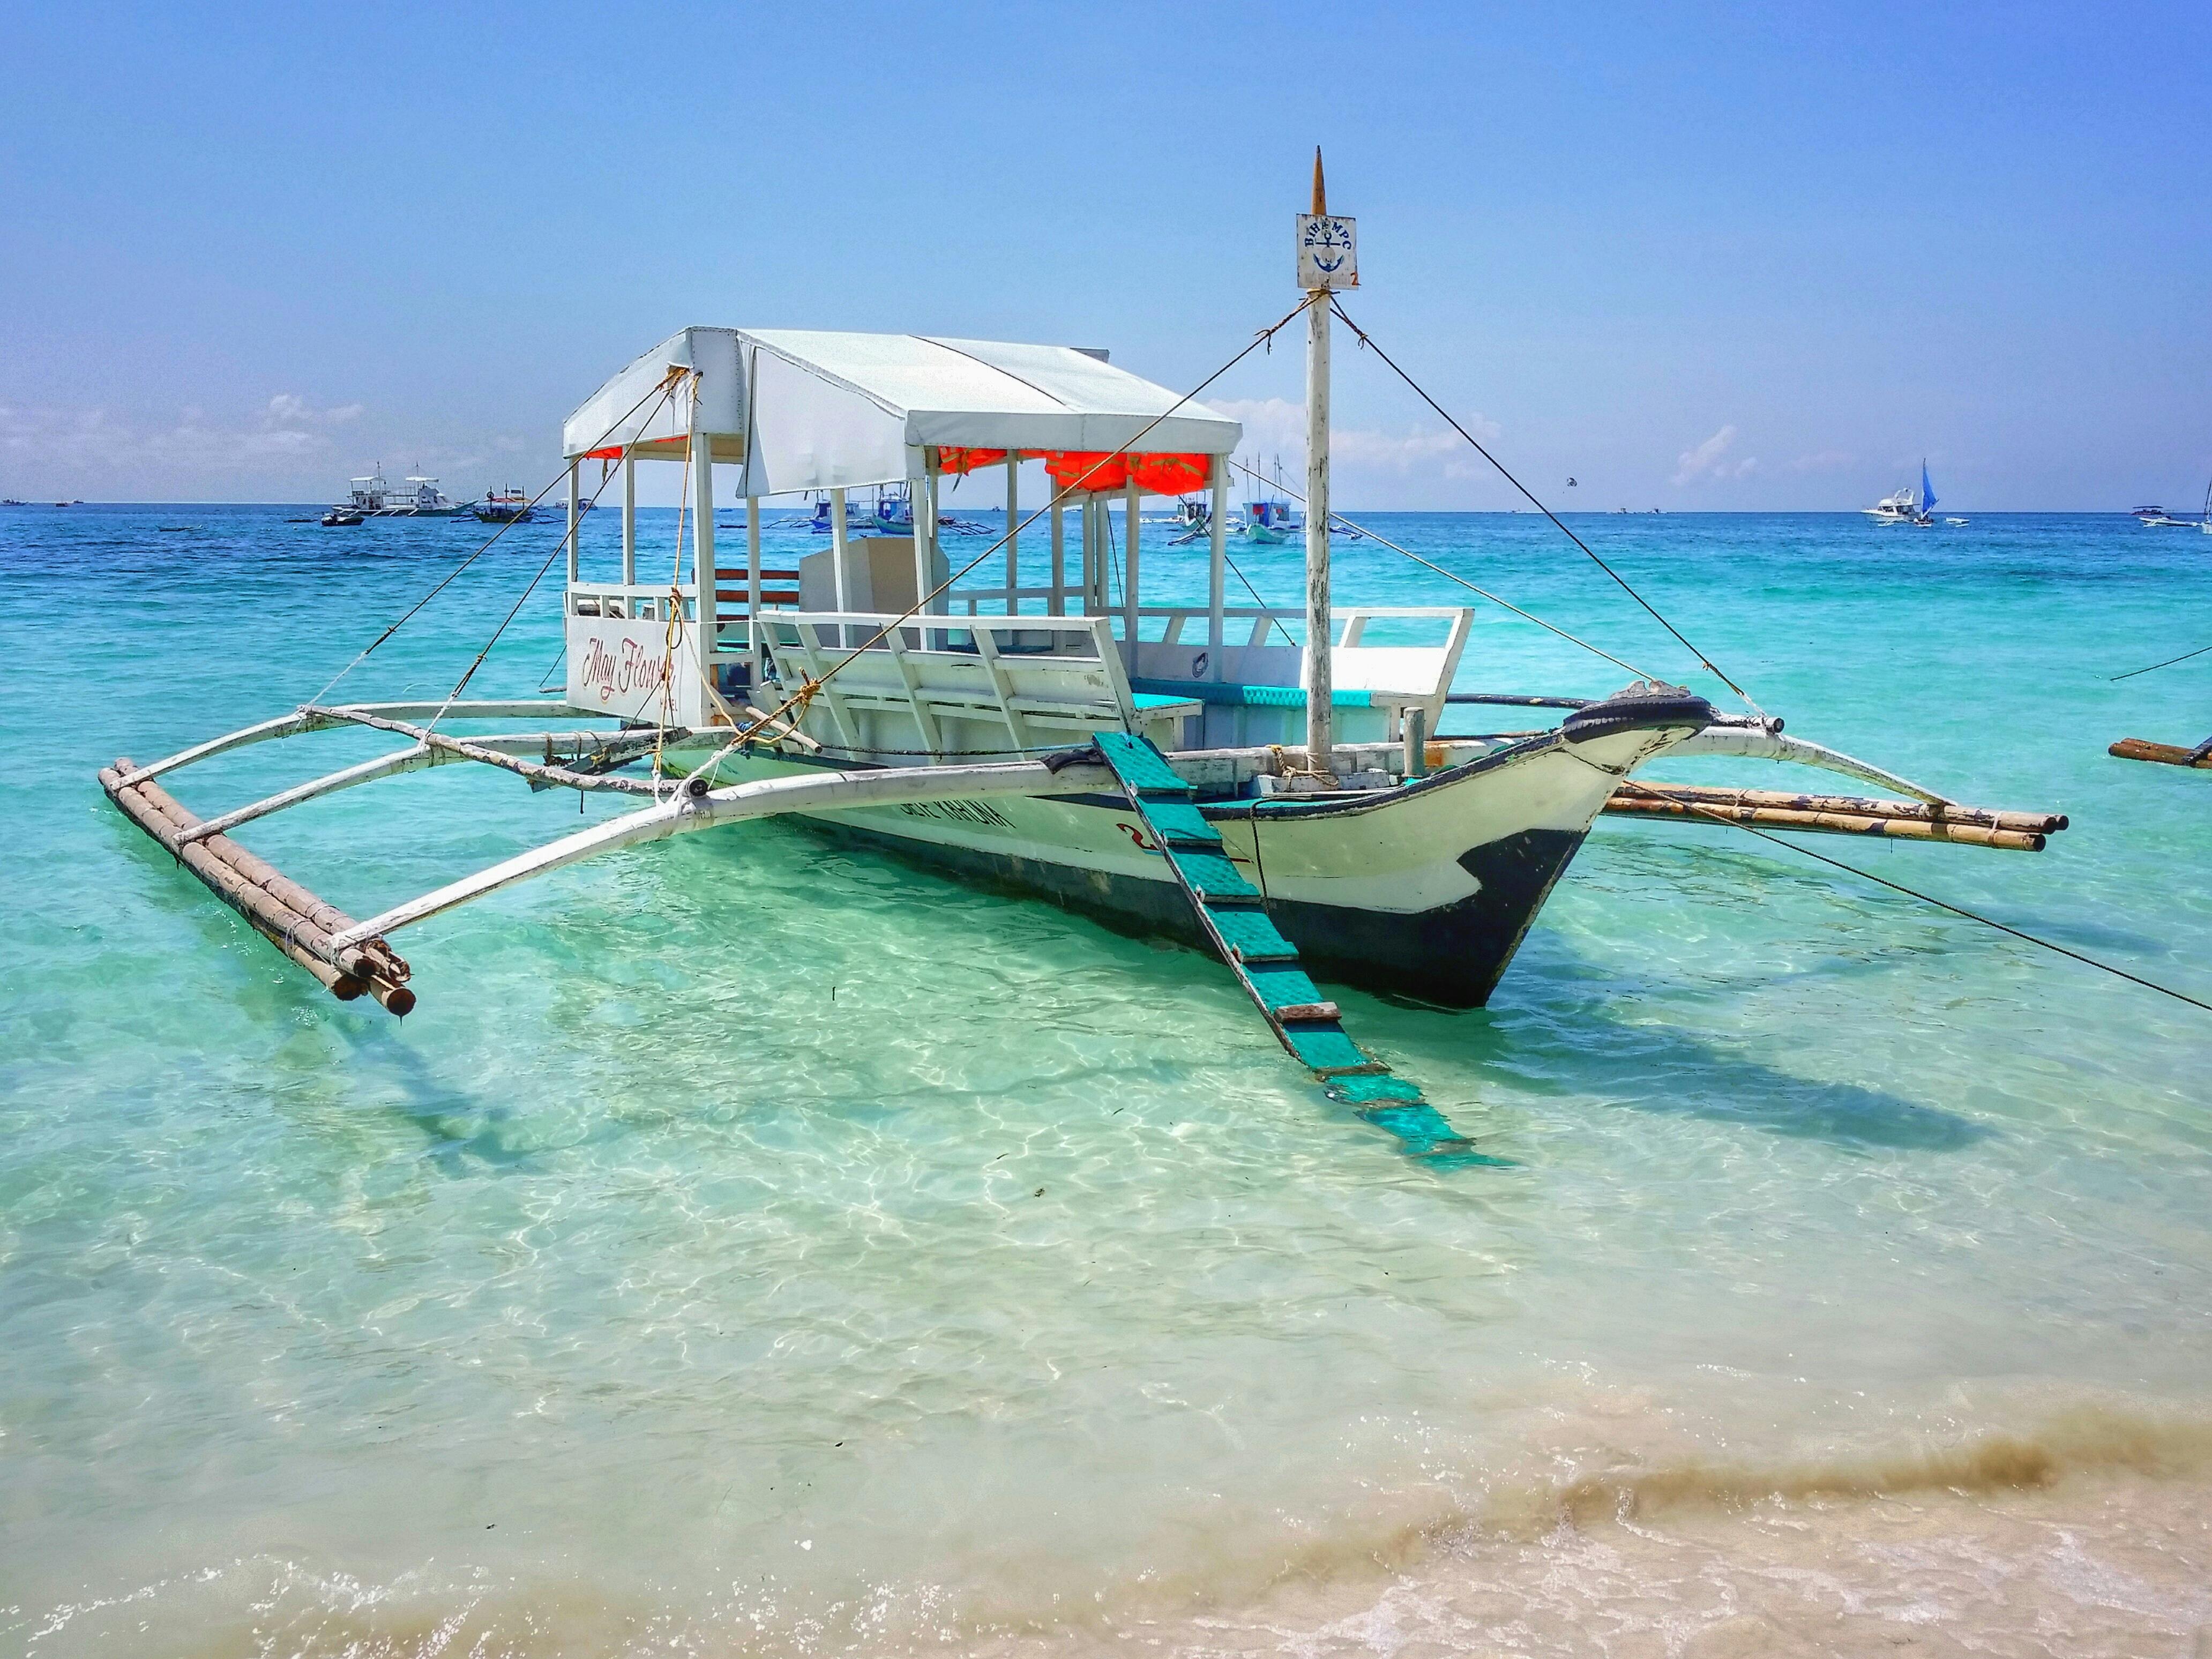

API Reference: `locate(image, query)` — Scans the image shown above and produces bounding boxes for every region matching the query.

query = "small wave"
[1481,1403,2212,1534]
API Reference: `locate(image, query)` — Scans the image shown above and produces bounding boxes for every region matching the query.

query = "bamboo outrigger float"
[100,160,2068,1157]
[2110,735,2212,771]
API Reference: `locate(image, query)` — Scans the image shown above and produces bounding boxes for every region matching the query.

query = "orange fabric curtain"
[933,446,1009,476]
[1037,451,1212,496]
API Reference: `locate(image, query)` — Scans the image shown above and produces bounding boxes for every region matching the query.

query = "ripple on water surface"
[3,507,2211,1655]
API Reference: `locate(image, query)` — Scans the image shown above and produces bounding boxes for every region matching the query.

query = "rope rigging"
[1224,455,1661,686]
[1712,807,2212,1014]
[304,364,694,711]
[424,367,696,743]
[1326,297,1762,713]
[1563,748,2211,1015]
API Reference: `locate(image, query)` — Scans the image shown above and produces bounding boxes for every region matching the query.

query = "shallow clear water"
[4,504,2211,1656]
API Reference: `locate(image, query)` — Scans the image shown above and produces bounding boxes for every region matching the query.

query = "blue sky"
[2,2,2206,508]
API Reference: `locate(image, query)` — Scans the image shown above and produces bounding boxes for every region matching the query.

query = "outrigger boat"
[472,487,535,524]
[99,161,2066,1157]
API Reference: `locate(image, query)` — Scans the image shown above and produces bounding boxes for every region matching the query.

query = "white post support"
[1087,495,1104,615]
[691,422,716,710]
[917,453,941,651]
[1004,453,1020,616]
[1207,453,1227,679]
[1122,480,1141,666]
[1049,494,1065,617]
[621,457,636,585]
[565,459,580,585]
[746,496,763,683]
[829,485,851,646]
[1077,497,1092,615]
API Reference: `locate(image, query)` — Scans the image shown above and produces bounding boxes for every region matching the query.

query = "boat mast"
[1303,149,1335,770]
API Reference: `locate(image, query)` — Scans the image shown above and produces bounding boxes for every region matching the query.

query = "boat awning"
[562,326,1241,495]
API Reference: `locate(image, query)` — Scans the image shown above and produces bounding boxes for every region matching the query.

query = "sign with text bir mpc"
[1296,214,1358,290]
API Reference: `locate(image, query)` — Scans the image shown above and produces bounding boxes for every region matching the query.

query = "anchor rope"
[2109,641,2212,682]
[682,295,1321,782]
[1224,455,1660,685]
[1576,749,2212,1014]
[303,364,692,710]
[1326,298,1761,713]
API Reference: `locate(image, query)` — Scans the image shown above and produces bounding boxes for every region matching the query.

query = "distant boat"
[866,483,915,533]
[473,487,535,524]
[1,498,23,506]
[1164,496,1212,544]
[1241,497,1301,543]
[789,492,874,534]
[2137,505,2201,528]
[1863,460,1939,526]
[320,506,364,526]
[343,469,467,517]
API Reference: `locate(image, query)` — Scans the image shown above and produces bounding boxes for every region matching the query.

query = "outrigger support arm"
[120,701,580,783]
[1666,724,1953,805]
[175,729,676,845]
[330,757,1124,949]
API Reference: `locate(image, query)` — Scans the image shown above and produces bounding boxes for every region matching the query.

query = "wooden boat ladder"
[1089,732,1504,1164]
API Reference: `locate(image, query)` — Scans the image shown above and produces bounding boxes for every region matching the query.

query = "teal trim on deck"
[1129,678,1379,709]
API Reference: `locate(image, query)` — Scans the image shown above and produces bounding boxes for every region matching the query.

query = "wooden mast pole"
[1303,147,1334,773]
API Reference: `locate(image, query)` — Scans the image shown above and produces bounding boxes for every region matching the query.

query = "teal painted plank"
[1141,801,1220,845]
[1285,1027,1373,1073]
[1208,909,1300,962]
[1327,1073,1425,1105]
[1242,963,1325,1010]
[1093,733,1191,795]
[1168,851,1260,900]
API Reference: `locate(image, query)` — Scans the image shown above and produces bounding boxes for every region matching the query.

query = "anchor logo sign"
[1297,214,1358,290]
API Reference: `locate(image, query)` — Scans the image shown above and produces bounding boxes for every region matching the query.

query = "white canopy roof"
[562,326,1241,495]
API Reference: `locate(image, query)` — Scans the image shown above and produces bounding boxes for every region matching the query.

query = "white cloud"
[1788,448,1854,473]
[0,402,130,464]
[0,393,374,480]
[1672,424,1757,485]
[265,393,362,427]
[1209,397,1499,483]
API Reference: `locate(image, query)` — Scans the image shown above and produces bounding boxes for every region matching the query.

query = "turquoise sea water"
[4,503,2212,1656]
